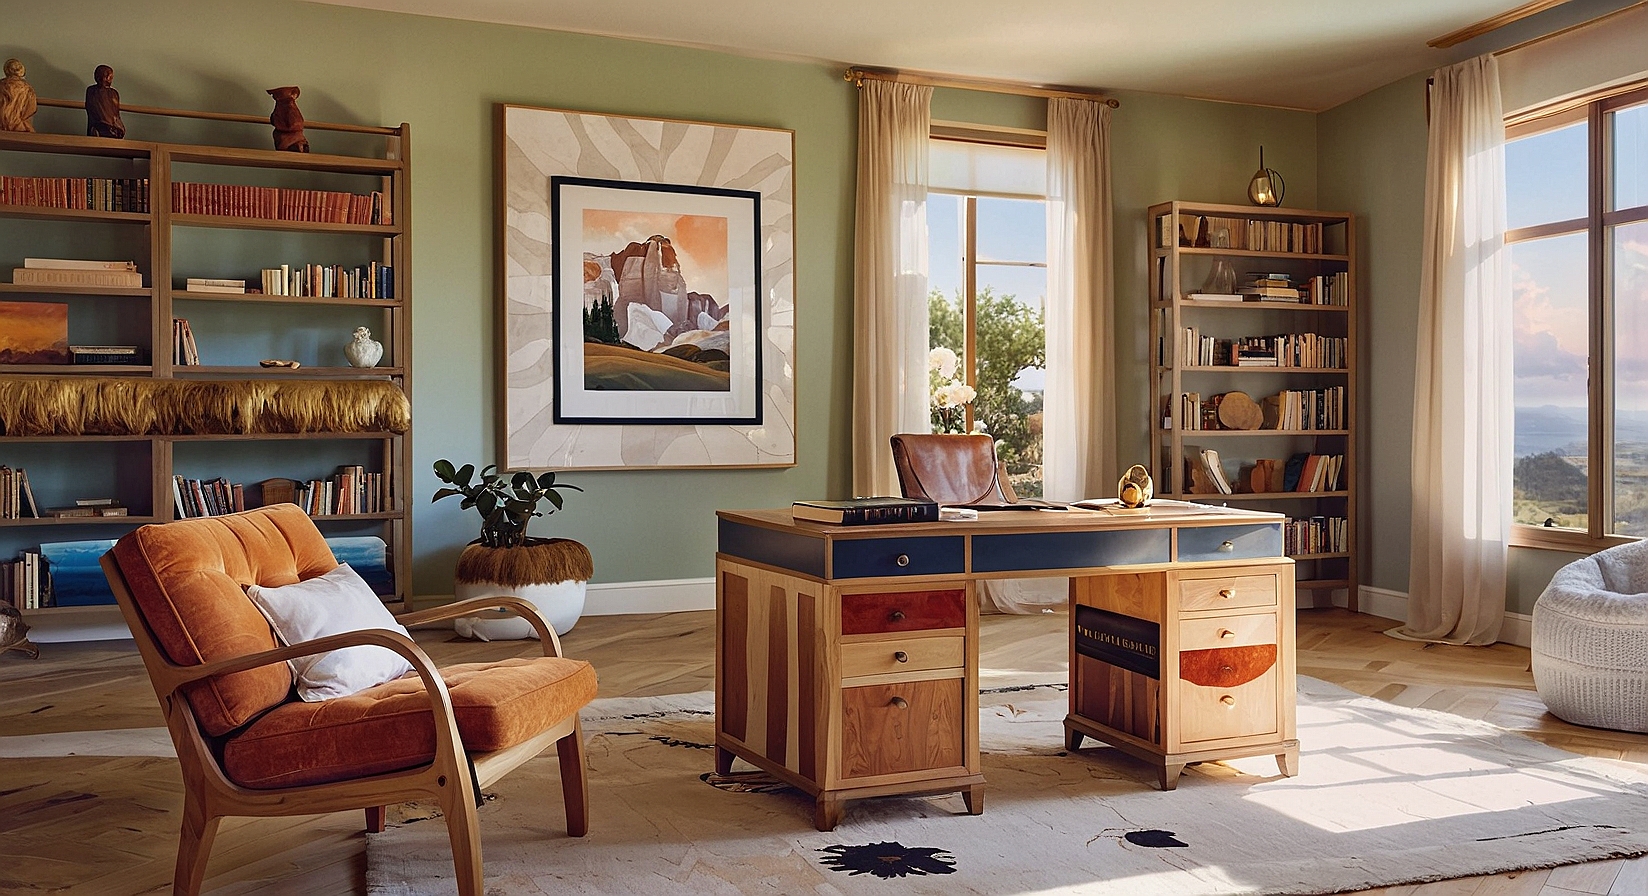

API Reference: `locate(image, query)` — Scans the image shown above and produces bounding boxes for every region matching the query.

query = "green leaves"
[430,458,581,548]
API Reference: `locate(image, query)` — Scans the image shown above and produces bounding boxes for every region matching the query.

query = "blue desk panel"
[718,519,826,578]
[1177,523,1283,563]
[832,536,966,579]
[972,527,1171,573]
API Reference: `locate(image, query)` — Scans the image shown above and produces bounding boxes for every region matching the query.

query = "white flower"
[928,346,958,381]
[934,382,976,408]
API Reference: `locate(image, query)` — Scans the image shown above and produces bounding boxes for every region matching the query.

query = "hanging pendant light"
[1247,146,1285,207]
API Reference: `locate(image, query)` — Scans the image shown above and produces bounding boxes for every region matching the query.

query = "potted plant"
[432,460,591,637]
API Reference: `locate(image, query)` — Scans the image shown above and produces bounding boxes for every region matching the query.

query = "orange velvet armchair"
[100,504,597,896]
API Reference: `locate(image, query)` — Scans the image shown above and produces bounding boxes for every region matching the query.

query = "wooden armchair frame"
[102,553,587,896]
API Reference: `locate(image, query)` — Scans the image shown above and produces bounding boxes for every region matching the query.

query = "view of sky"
[928,193,1049,391]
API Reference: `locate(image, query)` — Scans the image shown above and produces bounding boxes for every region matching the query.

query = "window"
[1508,84,1648,542]
[927,136,1048,496]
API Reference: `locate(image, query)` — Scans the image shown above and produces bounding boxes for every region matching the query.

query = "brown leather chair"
[100,504,597,896]
[890,432,1019,505]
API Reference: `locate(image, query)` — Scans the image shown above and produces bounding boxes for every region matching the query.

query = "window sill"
[1509,524,1639,554]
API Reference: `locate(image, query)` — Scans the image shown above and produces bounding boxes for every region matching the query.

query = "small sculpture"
[267,86,309,153]
[0,58,38,133]
[1117,464,1154,508]
[345,327,384,368]
[85,64,125,138]
[0,602,41,659]
[259,358,301,369]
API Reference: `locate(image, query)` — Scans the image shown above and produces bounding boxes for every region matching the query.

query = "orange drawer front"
[839,677,965,779]
[841,589,966,636]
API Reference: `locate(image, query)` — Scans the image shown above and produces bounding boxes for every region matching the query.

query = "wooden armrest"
[398,595,565,658]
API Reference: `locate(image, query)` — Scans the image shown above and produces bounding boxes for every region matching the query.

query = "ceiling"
[308,0,1562,111]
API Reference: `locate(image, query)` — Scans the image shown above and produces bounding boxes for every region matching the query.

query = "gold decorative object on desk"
[1118,464,1154,508]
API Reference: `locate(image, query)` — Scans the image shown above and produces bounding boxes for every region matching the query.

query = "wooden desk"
[714,503,1298,830]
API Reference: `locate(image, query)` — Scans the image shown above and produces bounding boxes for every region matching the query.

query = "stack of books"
[44,497,128,518]
[792,497,939,525]
[0,549,50,609]
[12,258,143,288]
[1240,273,1300,302]
[70,344,143,365]
[183,277,246,294]
[0,466,40,518]
[172,318,201,365]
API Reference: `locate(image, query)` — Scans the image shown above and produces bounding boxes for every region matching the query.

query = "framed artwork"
[499,104,796,469]
[550,176,761,426]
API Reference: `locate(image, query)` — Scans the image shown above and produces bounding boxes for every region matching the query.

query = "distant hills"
[1515,405,1648,457]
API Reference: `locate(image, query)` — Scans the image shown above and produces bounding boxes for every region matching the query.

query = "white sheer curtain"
[1395,55,1511,646]
[1043,97,1116,502]
[851,80,934,497]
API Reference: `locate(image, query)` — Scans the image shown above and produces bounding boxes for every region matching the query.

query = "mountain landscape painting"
[0,301,70,365]
[579,209,732,392]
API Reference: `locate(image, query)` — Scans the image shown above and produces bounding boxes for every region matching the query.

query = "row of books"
[173,318,201,366]
[1176,327,1346,369]
[172,476,247,518]
[295,465,391,516]
[72,344,144,365]
[0,176,150,212]
[1263,387,1345,431]
[258,262,394,299]
[12,257,143,289]
[1188,450,1345,495]
[1,466,40,519]
[170,183,390,225]
[1,550,50,610]
[1166,213,1330,255]
[1284,515,1348,556]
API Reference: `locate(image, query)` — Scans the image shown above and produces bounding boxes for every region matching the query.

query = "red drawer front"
[841,589,966,635]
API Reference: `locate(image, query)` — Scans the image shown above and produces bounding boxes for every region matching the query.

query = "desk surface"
[719,500,1283,538]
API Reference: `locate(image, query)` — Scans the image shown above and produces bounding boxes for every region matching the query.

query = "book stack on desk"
[791,497,939,525]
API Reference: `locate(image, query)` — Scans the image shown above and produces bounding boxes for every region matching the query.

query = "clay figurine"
[0,602,40,659]
[0,58,38,133]
[85,64,126,138]
[267,85,309,153]
[344,326,383,368]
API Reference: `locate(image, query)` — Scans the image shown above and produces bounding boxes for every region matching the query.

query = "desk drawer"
[842,590,966,636]
[841,634,965,679]
[1179,574,1279,612]
[840,677,965,779]
[1180,613,1276,651]
[832,536,965,579]
[1177,524,1283,563]
[1178,666,1279,743]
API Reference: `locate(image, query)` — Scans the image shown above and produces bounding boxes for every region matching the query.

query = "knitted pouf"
[1531,539,1648,732]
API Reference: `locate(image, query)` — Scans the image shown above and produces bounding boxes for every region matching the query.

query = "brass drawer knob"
[895,553,911,567]
[1219,629,1236,639]
[1220,695,1236,707]
[893,651,909,663]
[889,610,906,622]
[1218,588,1234,599]
[890,696,908,709]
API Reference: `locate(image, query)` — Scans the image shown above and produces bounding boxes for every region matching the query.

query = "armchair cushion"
[221,655,598,789]
[110,505,338,736]
[246,563,414,701]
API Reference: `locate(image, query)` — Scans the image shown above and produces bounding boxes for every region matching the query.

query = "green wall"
[7,0,1317,597]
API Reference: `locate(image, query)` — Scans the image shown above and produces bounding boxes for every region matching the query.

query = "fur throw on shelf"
[0,377,411,436]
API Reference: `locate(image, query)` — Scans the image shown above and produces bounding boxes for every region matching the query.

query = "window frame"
[1507,81,1648,551]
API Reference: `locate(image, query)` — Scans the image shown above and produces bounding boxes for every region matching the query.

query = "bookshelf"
[1148,200,1357,609]
[0,114,411,614]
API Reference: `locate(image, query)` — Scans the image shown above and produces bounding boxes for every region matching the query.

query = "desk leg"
[815,795,844,832]
[1158,762,1185,791]
[714,745,736,775]
[962,785,984,815]
[1064,725,1085,751]
[1275,746,1299,778]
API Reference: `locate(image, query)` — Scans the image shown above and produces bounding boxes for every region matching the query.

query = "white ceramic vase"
[345,326,384,368]
[453,578,587,639]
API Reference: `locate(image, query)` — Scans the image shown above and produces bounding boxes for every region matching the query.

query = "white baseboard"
[583,577,715,616]
[1347,586,1532,648]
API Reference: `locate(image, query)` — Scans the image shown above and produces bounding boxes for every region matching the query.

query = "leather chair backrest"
[890,433,1012,505]
[110,504,338,736]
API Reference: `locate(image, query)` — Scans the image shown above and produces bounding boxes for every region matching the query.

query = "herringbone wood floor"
[3,607,1646,895]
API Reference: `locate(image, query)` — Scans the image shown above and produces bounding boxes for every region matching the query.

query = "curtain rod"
[1489,0,1647,56]
[844,67,1119,108]
[1428,0,1574,49]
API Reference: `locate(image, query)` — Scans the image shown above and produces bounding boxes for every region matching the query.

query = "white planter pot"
[453,578,587,639]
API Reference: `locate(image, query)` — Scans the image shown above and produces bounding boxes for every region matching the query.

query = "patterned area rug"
[366,679,1648,895]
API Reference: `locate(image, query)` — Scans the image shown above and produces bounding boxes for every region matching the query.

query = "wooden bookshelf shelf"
[0,515,162,527]
[0,364,153,375]
[1150,200,1358,609]
[0,283,151,297]
[171,290,399,307]
[170,213,399,235]
[171,365,404,378]
[0,204,150,224]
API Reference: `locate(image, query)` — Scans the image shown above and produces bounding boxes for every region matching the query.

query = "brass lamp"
[1247,146,1285,207]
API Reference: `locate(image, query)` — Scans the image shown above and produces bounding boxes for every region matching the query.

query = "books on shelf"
[1,176,149,213]
[1186,292,1243,302]
[1260,386,1345,431]
[1185,447,1233,495]
[791,497,940,525]
[1272,453,1344,492]
[183,277,247,294]
[294,465,390,516]
[172,318,201,366]
[71,344,142,365]
[24,258,138,271]
[170,183,390,225]
[172,476,246,518]
[1284,515,1348,556]
[1169,213,1328,254]
[259,262,393,299]
[0,549,51,610]
[1301,271,1350,306]
[0,466,41,519]
[1178,328,1346,369]
[13,267,143,288]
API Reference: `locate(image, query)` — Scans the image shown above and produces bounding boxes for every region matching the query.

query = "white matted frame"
[498,103,796,470]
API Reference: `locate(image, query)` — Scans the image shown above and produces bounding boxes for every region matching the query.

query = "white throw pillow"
[246,563,413,701]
